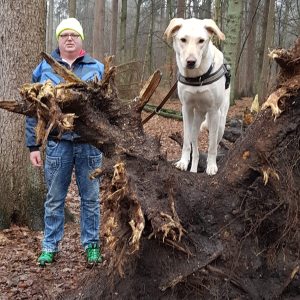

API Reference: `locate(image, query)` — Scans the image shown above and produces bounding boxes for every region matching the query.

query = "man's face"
[58,29,82,53]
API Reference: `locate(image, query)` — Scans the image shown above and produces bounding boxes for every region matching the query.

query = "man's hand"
[30,151,42,167]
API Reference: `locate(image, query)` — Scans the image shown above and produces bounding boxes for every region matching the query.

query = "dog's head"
[164,18,225,70]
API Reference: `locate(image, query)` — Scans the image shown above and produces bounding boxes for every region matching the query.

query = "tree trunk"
[1,38,299,299]
[93,0,105,61]
[147,0,155,75]
[46,0,54,53]
[166,0,176,88]
[159,0,166,31]
[280,1,290,47]
[244,0,258,96]
[256,0,270,93]
[232,1,244,99]
[213,0,223,50]
[76,1,95,54]
[177,0,185,18]
[119,0,128,63]
[132,0,143,59]
[257,0,275,104]
[110,0,118,62]
[68,0,76,17]
[0,0,46,229]
[201,0,212,18]
[223,0,243,104]
[191,0,200,18]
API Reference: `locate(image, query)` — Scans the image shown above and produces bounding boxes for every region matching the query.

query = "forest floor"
[0,96,253,299]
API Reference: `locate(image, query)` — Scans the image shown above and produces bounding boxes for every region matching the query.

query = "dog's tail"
[200,119,208,132]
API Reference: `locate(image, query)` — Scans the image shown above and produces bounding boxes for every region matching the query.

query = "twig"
[164,238,194,257]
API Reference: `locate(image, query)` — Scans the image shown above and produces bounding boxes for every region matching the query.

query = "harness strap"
[178,64,227,87]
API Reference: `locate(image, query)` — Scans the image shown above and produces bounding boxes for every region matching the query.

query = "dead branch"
[41,52,83,83]
[134,70,162,112]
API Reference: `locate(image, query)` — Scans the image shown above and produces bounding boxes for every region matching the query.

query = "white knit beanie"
[56,18,84,40]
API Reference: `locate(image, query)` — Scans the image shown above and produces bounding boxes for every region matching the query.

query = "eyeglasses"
[59,33,80,40]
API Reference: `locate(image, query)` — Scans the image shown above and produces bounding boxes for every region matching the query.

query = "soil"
[0,97,253,299]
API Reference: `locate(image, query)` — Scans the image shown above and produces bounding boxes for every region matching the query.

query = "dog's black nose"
[187,60,196,69]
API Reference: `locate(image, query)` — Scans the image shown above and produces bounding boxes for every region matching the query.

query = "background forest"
[48,0,300,102]
[0,1,300,298]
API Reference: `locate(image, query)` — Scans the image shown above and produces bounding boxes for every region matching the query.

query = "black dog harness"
[178,61,231,89]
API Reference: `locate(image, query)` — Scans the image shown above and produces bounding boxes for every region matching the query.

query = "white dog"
[164,18,230,175]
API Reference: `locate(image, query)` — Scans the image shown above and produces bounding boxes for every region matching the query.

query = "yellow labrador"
[164,18,230,175]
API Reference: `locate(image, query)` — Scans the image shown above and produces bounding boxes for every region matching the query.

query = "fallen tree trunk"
[0,40,300,299]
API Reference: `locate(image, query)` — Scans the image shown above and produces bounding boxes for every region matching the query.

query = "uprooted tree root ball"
[101,161,145,278]
[0,38,299,299]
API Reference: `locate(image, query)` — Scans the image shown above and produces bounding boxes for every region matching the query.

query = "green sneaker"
[38,251,56,267]
[86,244,102,265]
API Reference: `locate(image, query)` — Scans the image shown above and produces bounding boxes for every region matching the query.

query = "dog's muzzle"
[186,60,196,69]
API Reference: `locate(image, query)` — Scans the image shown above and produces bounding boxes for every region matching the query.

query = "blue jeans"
[42,140,102,252]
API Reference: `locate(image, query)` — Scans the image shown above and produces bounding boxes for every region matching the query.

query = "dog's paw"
[190,166,198,173]
[206,164,218,176]
[174,160,189,171]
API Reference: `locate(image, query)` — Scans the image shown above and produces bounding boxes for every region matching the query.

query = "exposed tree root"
[148,185,186,243]
[159,250,222,292]
[205,265,259,298]
[101,162,145,277]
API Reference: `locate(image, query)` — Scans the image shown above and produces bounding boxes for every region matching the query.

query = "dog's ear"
[203,19,225,41]
[164,18,184,43]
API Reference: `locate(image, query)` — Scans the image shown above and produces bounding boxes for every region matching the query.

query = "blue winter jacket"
[25,49,104,151]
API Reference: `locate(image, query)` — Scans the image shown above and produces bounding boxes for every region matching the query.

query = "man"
[26,18,104,267]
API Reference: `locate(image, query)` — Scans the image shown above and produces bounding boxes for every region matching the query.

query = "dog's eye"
[180,38,186,43]
[198,39,205,44]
